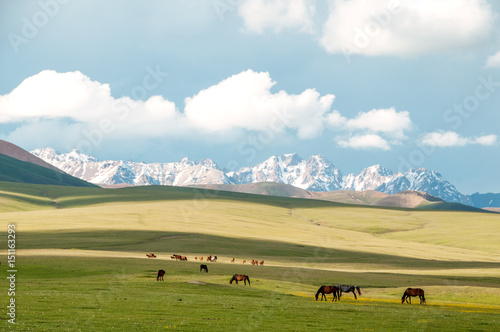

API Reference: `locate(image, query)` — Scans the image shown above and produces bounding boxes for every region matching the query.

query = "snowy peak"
[31,148,471,205]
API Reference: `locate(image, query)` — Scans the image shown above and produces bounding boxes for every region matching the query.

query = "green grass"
[0,182,499,330]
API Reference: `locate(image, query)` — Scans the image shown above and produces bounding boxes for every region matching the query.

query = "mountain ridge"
[30,148,495,207]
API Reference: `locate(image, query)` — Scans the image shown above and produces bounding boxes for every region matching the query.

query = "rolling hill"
[0,140,97,187]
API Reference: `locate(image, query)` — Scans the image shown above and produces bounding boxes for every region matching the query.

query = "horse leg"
[353,291,357,300]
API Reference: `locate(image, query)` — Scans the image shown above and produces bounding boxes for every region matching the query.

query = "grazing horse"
[242,260,246,264]
[230,274,251,286]
[315,286,340,302]
[199,256,203,261]
[171,254,181,260]
[337,285,362,300]
[402,288,426,304]
[259,260,264,265]
[146,253,156,258]
[206,255,212,262]
[210,256,217,262]
[231,257,235,263]
[195,256,198,260]
[180,256,187,261]
[200,264,208,273]
[157,269,165,281]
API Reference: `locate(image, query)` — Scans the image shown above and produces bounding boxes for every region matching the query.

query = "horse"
[231,257,235,263]
[146,253,156,258]
[401,288,426,304]
[171,254,181,260]
[195,256,198,260]
[157,269,165,281]
[210,256,217,262]
[315,286,340,302]
[259,260,264,265]
[336,285,362,300]
[230,274,250,286]
[199,256,203,261]
[200,264,208,273]
[242,260,246,264]
[180,256,187,261]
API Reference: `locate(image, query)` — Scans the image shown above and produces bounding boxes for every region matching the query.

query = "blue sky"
[1,0,499,194]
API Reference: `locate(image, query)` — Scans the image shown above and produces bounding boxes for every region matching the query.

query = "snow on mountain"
[31,148,230,186]
[31,148,471,204]
[234,153,343,191]
[343,165,394,191]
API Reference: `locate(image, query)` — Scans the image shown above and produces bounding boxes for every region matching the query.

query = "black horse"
[157,269,165,281]
[336,285,362,300]
[200,264,208,273]
[315,285,340,302]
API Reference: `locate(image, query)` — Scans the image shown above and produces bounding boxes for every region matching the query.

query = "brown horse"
[402,288,426,304]
[157,269,165,281]
[231,257,235,263]
[315,286,340,302]
[146,253,156,258]
[230,274,250,286]
[259,260,264,265]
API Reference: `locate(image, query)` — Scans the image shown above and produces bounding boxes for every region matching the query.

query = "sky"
[1,0,500,194]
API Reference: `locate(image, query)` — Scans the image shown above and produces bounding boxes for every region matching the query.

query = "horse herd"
[149,254,426,305]
[315,285,426,304]
[147,253,264,265]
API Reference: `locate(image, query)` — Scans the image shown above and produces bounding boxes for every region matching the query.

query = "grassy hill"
[0,182,499,330]
[0,153,97,188]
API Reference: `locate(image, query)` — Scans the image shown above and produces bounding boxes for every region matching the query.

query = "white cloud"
[320,0,495,57]
[184,69,335,139]
[238,0,315,34]
[421,131,497,147]
[485,51,500,68]
[345,107,411,138]
[338,134,391,150]
[0,70,181,138]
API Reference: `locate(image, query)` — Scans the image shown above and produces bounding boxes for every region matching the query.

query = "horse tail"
[247,276,250,286]
[421,289,426,304]
[356,286,362,295]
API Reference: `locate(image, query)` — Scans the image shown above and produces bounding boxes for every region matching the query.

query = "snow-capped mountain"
[232,154,343,191]
[31,148,469,204]
[31,148,230,186]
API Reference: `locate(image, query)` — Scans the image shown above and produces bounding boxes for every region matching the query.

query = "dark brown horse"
[315,286,340,302]
[402,288,426,304]
[230,274,250,286]
[146,253,156,258]
[157,269,165,281]
[200,264,208,273]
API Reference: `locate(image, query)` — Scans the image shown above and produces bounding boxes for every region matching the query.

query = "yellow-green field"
[0,181,499,330]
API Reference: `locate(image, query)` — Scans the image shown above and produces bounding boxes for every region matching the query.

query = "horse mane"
[315,286,323,296]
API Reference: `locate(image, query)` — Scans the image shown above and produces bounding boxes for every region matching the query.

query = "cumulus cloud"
[0,70,181,138]
[338,134,391,150]
[0,69,339,150]
[345,108,411,139]
[485,51,500,68]
[184,69,335,139]
[238,0,315,34]
[421,131,497,147]
[320,0,495,57]
[327,107,411,150]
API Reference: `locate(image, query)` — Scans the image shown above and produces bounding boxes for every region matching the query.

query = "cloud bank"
[320,0,495,57]
[421,131,497,147]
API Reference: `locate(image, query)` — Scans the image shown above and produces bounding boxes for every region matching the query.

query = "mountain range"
[30,148,497,208]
